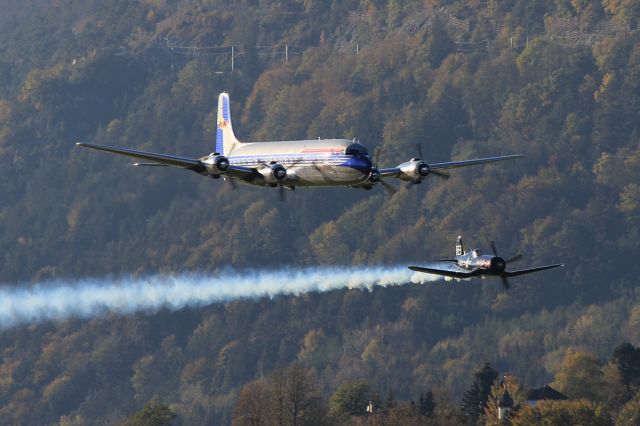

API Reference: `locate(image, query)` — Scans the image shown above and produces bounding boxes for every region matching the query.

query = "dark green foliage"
[612,343,640,399]
[122,400,177,426]
[329,380,372,418]
[419,391,436,417]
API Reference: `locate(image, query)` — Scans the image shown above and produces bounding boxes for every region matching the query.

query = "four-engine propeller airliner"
[409,236,564,290]
[76,92,523,196]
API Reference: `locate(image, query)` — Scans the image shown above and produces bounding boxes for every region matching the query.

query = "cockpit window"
[472,249,482,257]
[345,144,368,156]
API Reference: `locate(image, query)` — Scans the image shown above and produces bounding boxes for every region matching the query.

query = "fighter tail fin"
[456,236,464,256]
[215,92,241,156]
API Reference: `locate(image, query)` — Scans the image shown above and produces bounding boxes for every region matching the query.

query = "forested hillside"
[1,0,640,424]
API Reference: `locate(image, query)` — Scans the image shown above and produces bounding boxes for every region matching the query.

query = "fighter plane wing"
[75,142,255,176]
[408,263,477,279]
[504,263,565,277]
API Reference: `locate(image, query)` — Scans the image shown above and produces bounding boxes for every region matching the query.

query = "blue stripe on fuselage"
[229,154,346,165]
[228,153,372,173]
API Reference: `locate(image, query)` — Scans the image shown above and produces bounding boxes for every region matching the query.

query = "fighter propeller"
[488,241,523,290]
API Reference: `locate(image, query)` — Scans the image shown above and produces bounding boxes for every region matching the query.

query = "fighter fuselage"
[455,250,506,275]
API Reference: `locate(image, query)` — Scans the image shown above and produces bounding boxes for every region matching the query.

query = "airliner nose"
[364,156,374,171]
[344,155,375,174]
[364,157,379,181]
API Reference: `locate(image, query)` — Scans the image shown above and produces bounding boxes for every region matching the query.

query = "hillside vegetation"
[1,0,640,424]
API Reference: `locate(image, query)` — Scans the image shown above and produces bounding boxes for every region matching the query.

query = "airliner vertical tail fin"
[216,92,241,156]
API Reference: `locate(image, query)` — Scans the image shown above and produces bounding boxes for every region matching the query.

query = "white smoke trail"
[0,266,440,330]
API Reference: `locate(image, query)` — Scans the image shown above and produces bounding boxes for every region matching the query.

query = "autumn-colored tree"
[552,350,606,402]
[269,364,326,426]
[509,400,611,426]
[615,394,640,426]
[232,379,270,426]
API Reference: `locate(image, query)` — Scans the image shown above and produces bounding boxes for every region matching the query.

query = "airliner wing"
[76,142,205,170]
[379,154,524,178]
[379,167,402,178]
[504,263,564,278]
[75,142,255,176]
[428,154,524,171]
[408,263,476,279]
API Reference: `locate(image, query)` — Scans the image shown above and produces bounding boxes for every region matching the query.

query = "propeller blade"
[380,179,398,195]
[278,185,285,202]
[415,144,449,179]
[374,150,381,167]
[505,253,523,264]
[369,147,397,194]
[500,275,511,291]
[490,241,498,257]
[223,176,237,190]
[430,169,450,179]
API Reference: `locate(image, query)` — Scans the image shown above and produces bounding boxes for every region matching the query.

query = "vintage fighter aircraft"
[76,92,523,198]
[409,236,564,290]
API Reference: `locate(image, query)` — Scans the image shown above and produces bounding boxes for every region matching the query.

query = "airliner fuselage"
[221,139,372,188]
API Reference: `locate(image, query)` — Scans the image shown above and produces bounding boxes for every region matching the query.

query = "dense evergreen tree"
[611,342,640,398]
[461,362,498,424]
[418,390,436,417]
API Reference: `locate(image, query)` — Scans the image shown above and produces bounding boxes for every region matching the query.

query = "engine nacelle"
[398,159,430,182]
[203,154,230,175]
[368,167,381,183]
[259,163,287,183]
